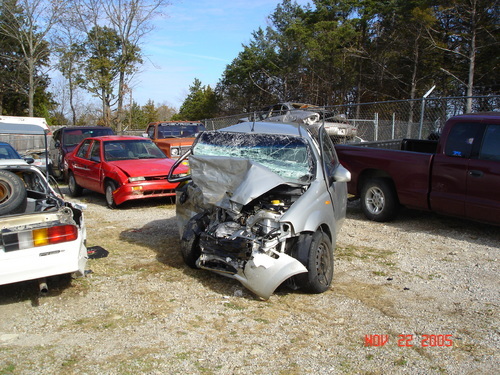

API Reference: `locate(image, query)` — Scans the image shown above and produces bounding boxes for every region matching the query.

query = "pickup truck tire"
[293,230,334,293]
[105,180,118,209]
[360,178,399,222]
[0,170,27,215]
[68,171,83,197]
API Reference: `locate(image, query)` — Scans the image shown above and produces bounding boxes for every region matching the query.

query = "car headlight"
[129,176,145,182]
[171,147,180,156]
[171,173,189,179]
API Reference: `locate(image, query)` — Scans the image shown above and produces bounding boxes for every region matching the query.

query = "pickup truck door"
[430,122,480,217]
[465,124,500,224]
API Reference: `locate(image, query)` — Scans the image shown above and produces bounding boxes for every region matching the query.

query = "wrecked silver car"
[168,121,350,299]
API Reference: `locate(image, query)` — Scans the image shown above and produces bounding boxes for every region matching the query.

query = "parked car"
[167,120,351,299]
[0,141,26,160]
[49,126,115,180]
[0,121,87,291]
[144,121,206,158]
[22,149,52,173]
[335,112,500,225]
[253,102,358,143]
[65,135,189,208]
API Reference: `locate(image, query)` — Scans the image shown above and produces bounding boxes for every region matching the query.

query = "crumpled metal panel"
[189,155,288,212]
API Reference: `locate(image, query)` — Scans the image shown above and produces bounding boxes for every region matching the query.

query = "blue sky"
[131,0,310,109]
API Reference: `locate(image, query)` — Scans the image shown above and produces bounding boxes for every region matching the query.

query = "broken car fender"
[232,252,307,300]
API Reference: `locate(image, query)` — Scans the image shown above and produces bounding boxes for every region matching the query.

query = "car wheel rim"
[365,186,384,214]
[0,182,11,203]
[69,176,75,193]
[106,186,114,206]
[315,241,332,287]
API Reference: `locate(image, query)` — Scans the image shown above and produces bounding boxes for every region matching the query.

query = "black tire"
[0,170,27,215]
[67,171,83,197]
[293,230,334,293]
[360,178,399,222]
[105,180,118,209]
[180,236,201,268]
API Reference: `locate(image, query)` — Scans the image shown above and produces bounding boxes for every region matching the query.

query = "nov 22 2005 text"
[365,334,453,347]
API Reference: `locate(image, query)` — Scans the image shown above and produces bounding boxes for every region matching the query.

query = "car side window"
[320,127,338,180]
[479,124,500,161]
[90,141,101,162]
[445,123,478,158]
[76,139,92,159]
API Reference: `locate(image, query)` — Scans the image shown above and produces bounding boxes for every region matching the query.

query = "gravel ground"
[0,189,498,374]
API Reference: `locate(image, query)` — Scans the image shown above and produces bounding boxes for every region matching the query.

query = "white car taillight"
[2,225,78,252]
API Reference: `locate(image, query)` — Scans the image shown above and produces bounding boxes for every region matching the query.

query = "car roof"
[85,135,151,142]
[220,121,309,138]
[61,126,113,130]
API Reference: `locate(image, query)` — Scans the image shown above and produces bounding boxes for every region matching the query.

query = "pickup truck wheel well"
[357,169,392,195]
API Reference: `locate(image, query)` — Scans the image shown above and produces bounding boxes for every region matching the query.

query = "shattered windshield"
[193,132,314,182]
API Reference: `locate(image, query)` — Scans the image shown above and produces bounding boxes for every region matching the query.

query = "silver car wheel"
[365,186,385,214]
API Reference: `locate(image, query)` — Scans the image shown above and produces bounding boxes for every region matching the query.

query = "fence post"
[419,86,436,139]
[374,112,379,141]
[392,112,395,139]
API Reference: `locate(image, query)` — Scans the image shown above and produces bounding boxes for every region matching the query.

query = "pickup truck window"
[479,124,500,161]
[147,126,155,138]
[445,122,478,158]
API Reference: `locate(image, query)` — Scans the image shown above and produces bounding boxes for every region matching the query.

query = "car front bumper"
[113,180,178,205]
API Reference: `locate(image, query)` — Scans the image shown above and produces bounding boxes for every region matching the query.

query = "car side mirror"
[333,164,351,183]
[24,157,35,164]
[90,156,101,163]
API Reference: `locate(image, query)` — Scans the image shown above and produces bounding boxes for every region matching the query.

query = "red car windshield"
[104,140,166,161]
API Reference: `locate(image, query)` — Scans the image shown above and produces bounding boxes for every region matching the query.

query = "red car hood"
[108,158,183,177]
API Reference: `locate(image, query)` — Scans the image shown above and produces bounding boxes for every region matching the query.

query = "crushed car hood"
[189,154,302,212]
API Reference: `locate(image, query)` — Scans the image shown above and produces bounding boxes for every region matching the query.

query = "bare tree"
[101,0,170,132]
[0,0,68,116]
[427,0,499,112]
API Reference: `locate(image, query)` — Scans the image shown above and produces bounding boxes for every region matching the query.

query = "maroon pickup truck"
[335,112,500,225]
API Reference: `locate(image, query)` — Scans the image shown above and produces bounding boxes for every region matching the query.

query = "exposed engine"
[196,185,305,275]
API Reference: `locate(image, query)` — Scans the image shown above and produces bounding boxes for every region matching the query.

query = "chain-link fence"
[203,95,499,143]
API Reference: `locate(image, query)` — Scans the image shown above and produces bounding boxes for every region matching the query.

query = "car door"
[319,125,348,224]
[84,140,104,193]
[465,124,500,224]
[71,139,96,191]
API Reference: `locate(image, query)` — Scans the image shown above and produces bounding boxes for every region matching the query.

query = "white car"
[0,120,87,292]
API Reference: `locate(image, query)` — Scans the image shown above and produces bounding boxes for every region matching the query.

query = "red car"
[65,136,188,208]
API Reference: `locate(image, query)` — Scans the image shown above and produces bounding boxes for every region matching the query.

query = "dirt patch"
[0,192,498,374]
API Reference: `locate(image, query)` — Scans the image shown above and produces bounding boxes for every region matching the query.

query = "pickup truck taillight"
[1,224,78,252]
